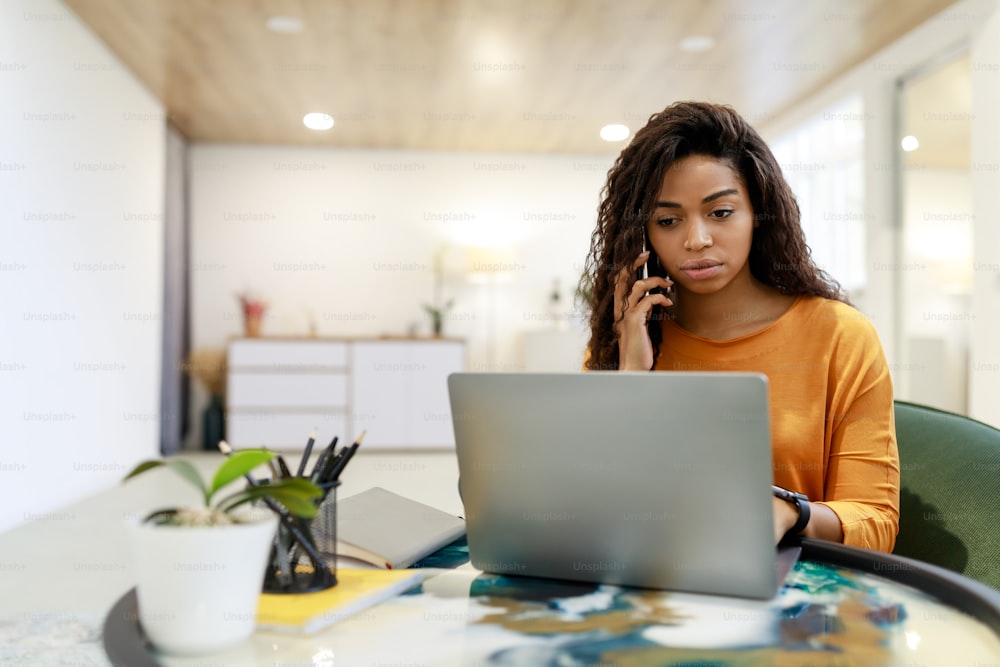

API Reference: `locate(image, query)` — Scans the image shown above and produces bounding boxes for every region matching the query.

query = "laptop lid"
[449,371,780,599]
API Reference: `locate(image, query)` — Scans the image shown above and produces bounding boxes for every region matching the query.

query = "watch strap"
[772,485,810,537]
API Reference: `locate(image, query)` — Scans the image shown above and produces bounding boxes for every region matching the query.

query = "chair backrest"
[893,400,1000,589]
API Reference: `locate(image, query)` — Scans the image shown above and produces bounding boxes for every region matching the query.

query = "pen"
[310,435,339,483]
[328,430,366,482]
[295,428,318,477]
[315,448,341,484]
[317,432,358,483]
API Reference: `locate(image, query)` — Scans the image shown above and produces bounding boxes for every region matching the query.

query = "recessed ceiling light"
[679,36,715,53]
[901,135,919,152]
[600,124,630,142]
[266,16,304,33]
[303,113,334,131]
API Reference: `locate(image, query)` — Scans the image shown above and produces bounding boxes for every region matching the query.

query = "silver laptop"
[448,371,794,600]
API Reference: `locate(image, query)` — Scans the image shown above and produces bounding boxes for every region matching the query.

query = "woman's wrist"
[772,485,810,537]
[775,497,798,532]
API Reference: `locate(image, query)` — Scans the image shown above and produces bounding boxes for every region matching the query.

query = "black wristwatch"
[772,484,810,537]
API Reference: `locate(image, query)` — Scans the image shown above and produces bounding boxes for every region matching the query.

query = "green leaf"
[217,478,324,518]
[274,477,325,502]
[265,490,320,518]
[208,449,274,502]
[123,459,209,506]
[123,460,165,481]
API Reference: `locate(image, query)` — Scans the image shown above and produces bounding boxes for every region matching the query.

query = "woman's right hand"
[614,251,673,371]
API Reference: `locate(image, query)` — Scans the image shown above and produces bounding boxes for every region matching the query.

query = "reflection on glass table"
[105,538,1000,666]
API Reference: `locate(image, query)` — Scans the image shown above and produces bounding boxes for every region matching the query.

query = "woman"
[582,101,899,553]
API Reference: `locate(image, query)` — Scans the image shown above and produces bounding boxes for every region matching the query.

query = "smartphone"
[637,240,650,297]
[637,239,669,296]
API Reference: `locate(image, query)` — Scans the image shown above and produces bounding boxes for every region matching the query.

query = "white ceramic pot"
[127,510,278,655]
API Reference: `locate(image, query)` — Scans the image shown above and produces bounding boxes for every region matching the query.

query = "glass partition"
[894,51,972,414]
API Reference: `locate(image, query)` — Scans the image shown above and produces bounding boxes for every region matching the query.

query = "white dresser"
[226,338,465,450]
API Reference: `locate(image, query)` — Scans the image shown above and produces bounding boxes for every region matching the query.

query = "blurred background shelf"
[227,338,465,450]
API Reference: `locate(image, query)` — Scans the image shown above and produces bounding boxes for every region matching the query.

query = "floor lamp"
[465,245,515,369]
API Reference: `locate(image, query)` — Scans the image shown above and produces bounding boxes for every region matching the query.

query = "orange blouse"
[654,296,900,552]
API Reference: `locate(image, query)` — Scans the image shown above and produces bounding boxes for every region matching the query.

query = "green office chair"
[892,400,1000,590]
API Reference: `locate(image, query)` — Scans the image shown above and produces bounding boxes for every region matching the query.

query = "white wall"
[969,8,1000,426]
[188,145,608,380]
[0,0,165,533]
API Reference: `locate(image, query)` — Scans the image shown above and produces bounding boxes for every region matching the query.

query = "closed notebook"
[257,568,424,634]
[336,487,467,569]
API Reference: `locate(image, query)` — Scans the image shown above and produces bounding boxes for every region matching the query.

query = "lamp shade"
[465,246,517,283]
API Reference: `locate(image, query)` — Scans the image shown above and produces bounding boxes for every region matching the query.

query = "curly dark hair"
[581,101,847,371]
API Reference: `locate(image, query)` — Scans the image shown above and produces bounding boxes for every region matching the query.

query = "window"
[770,96,867,292]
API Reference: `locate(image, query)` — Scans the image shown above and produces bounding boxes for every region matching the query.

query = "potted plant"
[423,246,454,337]
[123,449,322,656]
[423,300,454,337]
[237,291,268,337]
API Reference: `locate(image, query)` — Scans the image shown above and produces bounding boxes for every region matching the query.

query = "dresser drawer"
[227,410,348,450]
[228,340,348,370]
[227,372,348,408]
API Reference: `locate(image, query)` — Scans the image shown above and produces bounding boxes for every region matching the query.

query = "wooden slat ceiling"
[63,0,960,155]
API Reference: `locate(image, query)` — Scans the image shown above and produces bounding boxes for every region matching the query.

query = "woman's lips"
[679,261,722,280]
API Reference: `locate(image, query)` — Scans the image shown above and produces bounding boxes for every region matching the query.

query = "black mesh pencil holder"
[311,480,339,561]
[263,480,339,594]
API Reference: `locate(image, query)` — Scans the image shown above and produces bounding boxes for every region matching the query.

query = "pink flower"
[238,293,268,317]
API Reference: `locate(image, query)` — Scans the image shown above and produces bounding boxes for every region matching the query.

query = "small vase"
[128,511,278,655]
[243,313,263,338]
[202,394,225,451]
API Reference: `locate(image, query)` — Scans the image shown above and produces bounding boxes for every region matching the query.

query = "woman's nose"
[684,219,713,250]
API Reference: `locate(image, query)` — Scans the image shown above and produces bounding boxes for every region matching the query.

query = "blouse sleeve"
[814,318,901,552]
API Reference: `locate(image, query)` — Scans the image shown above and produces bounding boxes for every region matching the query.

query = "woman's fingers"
[614,250,674,371]
[629,276,673,303]
[614,251,649,304]
[614,250,673,326]
[626,291,673,320]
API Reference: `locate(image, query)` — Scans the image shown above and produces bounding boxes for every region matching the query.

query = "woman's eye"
[656,217,678,227]
[710,209,733,219]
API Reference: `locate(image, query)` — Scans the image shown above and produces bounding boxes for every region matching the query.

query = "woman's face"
[646,154,756,299]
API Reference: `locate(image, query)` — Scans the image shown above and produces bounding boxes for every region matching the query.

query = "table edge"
[799,537,1000,631]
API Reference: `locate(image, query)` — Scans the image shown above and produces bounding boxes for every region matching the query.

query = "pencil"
[329,430,366,482]
[218,440,308,586]
[309,435,339,483]
[295,428,317,478]
[276,454,292,479]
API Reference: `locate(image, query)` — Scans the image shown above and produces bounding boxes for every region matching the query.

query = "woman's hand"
[614,251,673,371]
